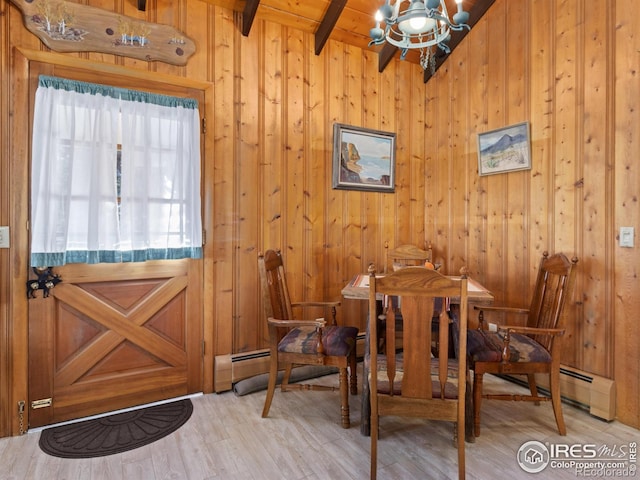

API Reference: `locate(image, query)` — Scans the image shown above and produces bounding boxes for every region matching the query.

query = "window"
[30,75,202,266]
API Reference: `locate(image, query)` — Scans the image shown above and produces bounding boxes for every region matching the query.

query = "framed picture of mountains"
[477,122,531,176]
[332,123,396,192]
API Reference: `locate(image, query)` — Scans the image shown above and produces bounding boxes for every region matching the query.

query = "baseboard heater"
[503,365,616,421]
[214,332,366,393]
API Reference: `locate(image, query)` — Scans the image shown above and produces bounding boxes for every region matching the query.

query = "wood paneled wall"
[424,0,639,427]
[1,0,638,435]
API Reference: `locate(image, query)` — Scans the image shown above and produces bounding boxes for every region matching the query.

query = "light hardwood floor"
[0,369,637,480]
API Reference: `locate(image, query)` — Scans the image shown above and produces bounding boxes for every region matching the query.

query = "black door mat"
[39,398,193,458]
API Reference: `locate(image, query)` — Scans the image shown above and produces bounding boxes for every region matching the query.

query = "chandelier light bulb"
[409,15,427,32]
[399,0,430,35]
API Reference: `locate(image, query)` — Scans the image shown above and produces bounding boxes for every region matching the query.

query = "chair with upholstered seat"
[257,249,358,428]
[466,252,578,437]
[368,265,469,480]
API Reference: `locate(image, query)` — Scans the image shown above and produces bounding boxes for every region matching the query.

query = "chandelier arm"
[428,12,469,30]
[436,42,451,54]
[450,23,471,32]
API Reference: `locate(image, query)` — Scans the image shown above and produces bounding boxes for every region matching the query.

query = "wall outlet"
[0,226,9,248]
[620,227,634,248]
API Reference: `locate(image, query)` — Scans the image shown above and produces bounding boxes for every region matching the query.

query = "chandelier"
[369,0,470,73]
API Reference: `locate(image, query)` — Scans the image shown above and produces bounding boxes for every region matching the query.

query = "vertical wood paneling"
[483,0,508,308]
[394,61,412,244]
[356,51,384,327]
[529,0,554,278]
[325,39,348,323]
[154,0,185,77]
[184,1,211,86]
[379,63,397,265]
[283,27,306,313]
[343,43,364,293]
[424,0,637,427]
[359,50,379,278]
[408,67,426,251]
[613,0,640,428]
[463,16,488,284]
[432,67,452,272]
[553,0,580,365]
[362,50,383,275]
[234,18,261,352]
[450,46,469,274]
[184,0,216,393]
[503,0,529,311]
[0,2,9,437]
[211,7,236,358]
[302,36,317,313]
[553,0,580,254]
[581,0,612,375]
[262,22,284,254]
[306,34,332,319]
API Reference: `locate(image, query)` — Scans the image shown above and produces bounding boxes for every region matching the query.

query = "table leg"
[465,374,475,442]
[360,309,373,436]
[360,363,371,436]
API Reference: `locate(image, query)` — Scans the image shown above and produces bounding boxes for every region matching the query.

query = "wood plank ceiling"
[194,0,495,82]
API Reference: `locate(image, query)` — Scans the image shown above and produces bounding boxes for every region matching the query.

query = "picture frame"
[477,121,532,176]
[332,123,396,193]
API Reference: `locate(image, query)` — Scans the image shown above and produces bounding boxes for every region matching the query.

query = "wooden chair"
[368,265,468,480]
[257,249,358,428]
[383,242,447,356]
[466,252,578,437]
[384,242,434,273]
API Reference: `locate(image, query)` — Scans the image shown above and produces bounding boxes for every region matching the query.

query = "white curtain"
[118,93,202,261]
[30,76,202,266]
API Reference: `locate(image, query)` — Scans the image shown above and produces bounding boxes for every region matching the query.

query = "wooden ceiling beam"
[241,0,261,37]
[378,43,398,73]
[423,0,496,82]
[314,0,347,55]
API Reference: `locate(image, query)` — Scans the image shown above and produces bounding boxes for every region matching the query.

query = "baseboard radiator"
[215,345,616,420]
[214,348,270,393]
[504,365,616,421]
[214,333,367,393]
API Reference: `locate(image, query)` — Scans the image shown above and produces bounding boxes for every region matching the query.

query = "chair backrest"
[526,252,579,350]
[369,266,468,401]
[258,249,294,321]
[384,242,433,273]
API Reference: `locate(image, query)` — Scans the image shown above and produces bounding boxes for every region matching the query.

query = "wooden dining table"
[342,271,494,436]
[341,272,494,305]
